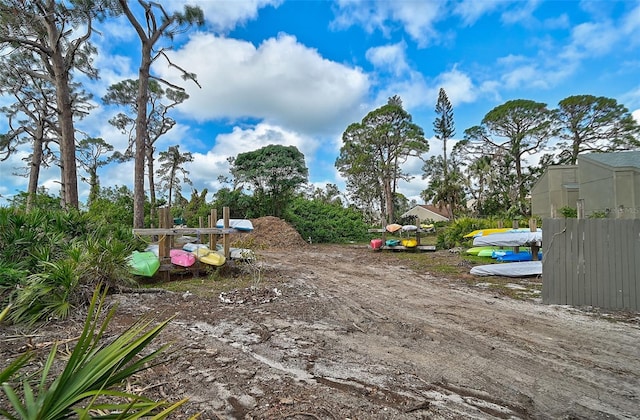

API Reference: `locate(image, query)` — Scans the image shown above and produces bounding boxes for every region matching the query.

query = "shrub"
[0,208,143,324]
[284,198,369,243]
[0,287,192,419]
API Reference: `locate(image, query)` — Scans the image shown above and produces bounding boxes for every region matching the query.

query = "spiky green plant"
[0,287,193,419]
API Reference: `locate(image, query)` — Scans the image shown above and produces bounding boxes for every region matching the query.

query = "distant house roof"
[580,151,640,170]
[401,204,450,222]
[418,204,450,219]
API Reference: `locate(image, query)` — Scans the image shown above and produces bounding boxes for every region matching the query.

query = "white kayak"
[216,219,254,231]
[470,261,542,277]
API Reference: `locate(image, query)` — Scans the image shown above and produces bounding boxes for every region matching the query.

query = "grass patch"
[140,264,256,298]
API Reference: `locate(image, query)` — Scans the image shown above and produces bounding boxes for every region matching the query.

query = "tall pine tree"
[431,88,456,218]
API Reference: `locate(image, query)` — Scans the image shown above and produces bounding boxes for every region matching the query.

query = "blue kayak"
[497,251,542,262]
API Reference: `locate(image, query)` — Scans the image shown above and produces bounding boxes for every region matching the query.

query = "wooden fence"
[542,218,640,311]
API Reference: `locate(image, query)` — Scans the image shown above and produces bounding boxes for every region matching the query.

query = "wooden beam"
[133,228,236,235]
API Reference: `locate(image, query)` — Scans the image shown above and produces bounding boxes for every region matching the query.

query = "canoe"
[401,238,418,248]
[128,251,160,277]
[473,231,542,247]
[170,249,196,267]
[470,261,542,277]
[193,246,226,266]
[386,223,402,233]
[216,218,254,231]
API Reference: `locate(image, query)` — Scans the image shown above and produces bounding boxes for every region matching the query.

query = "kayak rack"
[133,206,238,280]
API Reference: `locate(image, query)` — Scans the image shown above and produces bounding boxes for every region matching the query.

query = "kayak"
[466,246,502,255]
[386,223,402,233]
[464,228,513,238]
[128,251,160,277]
[216,244,255,261]
[386,239,401,247]
[193,246,226,266]
[401,238,418,248]
[216,218,254,231]
[470,261,542,277]
[170,249,196,267]
[497,251,543,262]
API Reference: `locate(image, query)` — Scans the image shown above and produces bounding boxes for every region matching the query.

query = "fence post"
[577,199,585,219]
[530,218,539,261]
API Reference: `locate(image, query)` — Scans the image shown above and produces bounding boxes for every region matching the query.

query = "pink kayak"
[170,249,196,267]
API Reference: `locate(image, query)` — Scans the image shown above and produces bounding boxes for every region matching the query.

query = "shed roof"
[580,151,640,170]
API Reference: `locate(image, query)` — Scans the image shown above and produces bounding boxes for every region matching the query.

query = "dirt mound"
[230,216,308,250]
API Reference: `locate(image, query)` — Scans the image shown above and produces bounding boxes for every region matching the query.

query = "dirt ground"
[2,219,640,419]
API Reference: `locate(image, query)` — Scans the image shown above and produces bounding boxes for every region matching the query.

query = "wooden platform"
[375,245,436,252]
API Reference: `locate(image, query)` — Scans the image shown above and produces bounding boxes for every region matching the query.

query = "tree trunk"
[26,133,43,212]
[46,12,78,209]
[88,167,98,205]
[147,147,156,227]
[383,177,394,224]
[133,46,152,228]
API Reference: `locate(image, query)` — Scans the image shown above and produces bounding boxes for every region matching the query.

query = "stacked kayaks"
[183,243,226,266]
[466,228,543,277]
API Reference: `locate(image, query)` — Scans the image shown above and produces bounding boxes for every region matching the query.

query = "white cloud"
[365,42,409,76]
[156,32,369,135]
[433,68,477,105]
[454,0,503,26]
[501,0,541,25]
[169,0,283,33]
[331,0,444,47]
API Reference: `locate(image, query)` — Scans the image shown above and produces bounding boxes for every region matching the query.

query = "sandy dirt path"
[3,244,639,419]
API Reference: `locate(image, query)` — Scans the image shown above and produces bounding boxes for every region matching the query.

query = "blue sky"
[1,0,639,207]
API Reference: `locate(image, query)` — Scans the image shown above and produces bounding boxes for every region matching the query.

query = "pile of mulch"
[229,216,308,250]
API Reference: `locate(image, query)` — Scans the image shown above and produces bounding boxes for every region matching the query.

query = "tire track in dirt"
[259,246,640,419]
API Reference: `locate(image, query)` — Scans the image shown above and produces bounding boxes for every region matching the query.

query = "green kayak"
[128,251,160,277]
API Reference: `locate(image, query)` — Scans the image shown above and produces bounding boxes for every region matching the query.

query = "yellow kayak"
[463,228,513,238]
[193,247,226,266]
[401,238,418,248]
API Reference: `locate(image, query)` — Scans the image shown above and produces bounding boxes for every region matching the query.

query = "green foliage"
[559,206,578,218]
[0,207,142,324]
[437,217,524,249]
[156,145,194,209]
[285,197,368,243]
[7,188,62,211]
[589,211,608,219]
[230,144,309,218]
[555,95,640,165]
[0,287,190,419]
[336,95,428,224]
[210,187,259,220]
[87,185,135,226]
[461,99,556,217]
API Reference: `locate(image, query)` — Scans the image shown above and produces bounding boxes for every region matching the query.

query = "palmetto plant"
[0,208,143,324]
[0,287,193,419]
